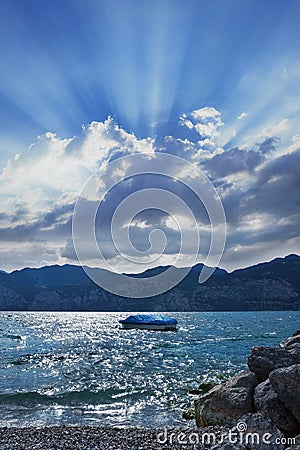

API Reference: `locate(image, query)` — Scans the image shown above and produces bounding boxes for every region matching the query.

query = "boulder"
[237,412,285,450]
[198,381,218,393]
[254,379,299,434]
[248,346,300,382]
[195,370,257,427]
[212,413,286,450]
[280,333,300,349]
[287,343,300,357]
[269,364,300,424]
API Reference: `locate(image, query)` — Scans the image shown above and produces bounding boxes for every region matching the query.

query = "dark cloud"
[217,148,300,271]
[42,204,74,229]
[245,149,300,217]
[60,239,77,260]
[256,137,279,154]
[202,147,264,178]
[0,203,74,242]
[220,149,300,228]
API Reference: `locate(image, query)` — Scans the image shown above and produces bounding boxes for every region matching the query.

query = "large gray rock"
[212,413,286,450]
[280,333,300,349]
[287,343,300,357]
[195,371,257,427]
[237,413,285,450]
[269,364,300,423]
[248,346,300,382]
[254,379,299,434]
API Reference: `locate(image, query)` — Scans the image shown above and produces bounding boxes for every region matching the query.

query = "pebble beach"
[0,425,227,450]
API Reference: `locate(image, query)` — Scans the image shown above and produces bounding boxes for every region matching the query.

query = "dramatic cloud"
[0,107,299,272]
[202,148,264,178]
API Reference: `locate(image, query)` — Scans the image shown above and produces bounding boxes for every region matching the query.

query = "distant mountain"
[0,254,299,311]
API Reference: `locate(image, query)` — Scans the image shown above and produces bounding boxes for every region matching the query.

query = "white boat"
[119,314,177,331]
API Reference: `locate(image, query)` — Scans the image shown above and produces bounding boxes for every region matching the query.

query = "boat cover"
[119,314,177,325]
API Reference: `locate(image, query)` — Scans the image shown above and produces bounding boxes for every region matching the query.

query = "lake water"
[0,311,299,428]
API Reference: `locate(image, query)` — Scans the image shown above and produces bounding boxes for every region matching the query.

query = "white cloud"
[0,109,299,273]
[287,134,300,154]
[190,107,221,121]
[194,121,218,138]
[183,119,194,129]
[0,118,154,217]
[238,112,248,120]
[180,107,223,131]
[179,107,224,153]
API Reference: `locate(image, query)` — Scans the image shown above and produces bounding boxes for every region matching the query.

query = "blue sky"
[1,0,300,152]
[0,0,300,272]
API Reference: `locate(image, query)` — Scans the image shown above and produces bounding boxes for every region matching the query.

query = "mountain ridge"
[0,254,299,311]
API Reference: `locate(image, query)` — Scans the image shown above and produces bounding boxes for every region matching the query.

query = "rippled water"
[0,311,299,427]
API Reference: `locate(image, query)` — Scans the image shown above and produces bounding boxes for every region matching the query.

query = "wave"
[1,334,22,340]
[7,352,65,367]
[0,391,52,405]
[0,388,139,406]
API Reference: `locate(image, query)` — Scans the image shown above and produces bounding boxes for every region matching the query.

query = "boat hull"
[120,323,177,331]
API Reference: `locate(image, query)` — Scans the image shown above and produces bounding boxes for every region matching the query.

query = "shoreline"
[0,424,228,449]
[1,323,299,449]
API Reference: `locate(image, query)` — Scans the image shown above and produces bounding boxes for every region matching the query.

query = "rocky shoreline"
[1,330,299,450]
[194,329,300,449]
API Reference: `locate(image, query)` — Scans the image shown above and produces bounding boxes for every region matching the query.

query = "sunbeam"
[0,0,300,272]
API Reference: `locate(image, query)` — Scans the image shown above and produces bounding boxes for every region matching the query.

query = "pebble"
[0,425,228,449]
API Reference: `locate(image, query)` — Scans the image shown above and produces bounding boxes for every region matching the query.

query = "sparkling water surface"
[0,311,299,427]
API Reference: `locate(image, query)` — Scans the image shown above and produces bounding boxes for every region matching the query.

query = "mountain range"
[0,254,299,311]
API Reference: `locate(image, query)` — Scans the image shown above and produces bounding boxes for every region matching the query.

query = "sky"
[0,0,300,273]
